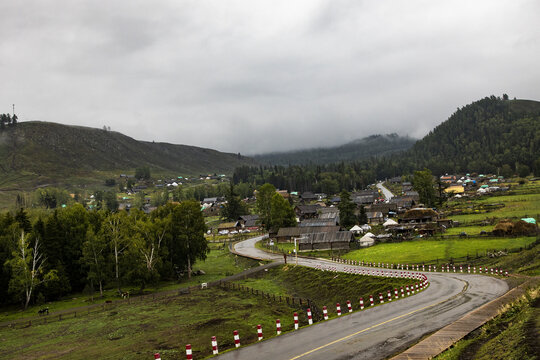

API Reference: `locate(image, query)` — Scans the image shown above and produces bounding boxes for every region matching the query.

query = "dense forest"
[0,203,208,308]
[254,134,415,166]
[233,96,540,192]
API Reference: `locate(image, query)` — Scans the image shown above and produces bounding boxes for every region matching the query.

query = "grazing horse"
[38,307,49,316]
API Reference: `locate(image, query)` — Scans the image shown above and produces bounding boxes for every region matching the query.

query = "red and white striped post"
[293,312,299,330]
[233,330,240,348]
[387,290,392,302]
[406,286,410,296]
[307,309,313,325]
[379,293,384,304]
[347,300,353,313]
[370,295,374,306]
[257,325,263,341]
[155,353,161,360]
[479,267,483,274]
[323,306,329,320]
[359,298,365,310]
[276,319,281,335]
[429,265,432,272]
[336,303,342,316]
[490,268,493,275]
[416,283,419,292]
[474,266,476,273]
[460,265,463,273]
[212,336,219,355]
[186,345,192,360]
[394,288,399,299]
[468,265,471,273]
[401,287,404,297]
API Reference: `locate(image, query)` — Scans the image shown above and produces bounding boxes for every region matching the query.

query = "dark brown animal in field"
[37,307,49,315]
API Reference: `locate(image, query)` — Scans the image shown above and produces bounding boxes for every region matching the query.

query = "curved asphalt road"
[220,236,508,360]
[377,182,394,201]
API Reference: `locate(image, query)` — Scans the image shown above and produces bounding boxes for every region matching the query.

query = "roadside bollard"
[416,283,419,292]
[294,312,299,330]
[370,295,374,306]
[307,309,313,325]
[276,319,281,335]
[155,353,161,360]
[479,267,483,274]
[336,303,342,316]
[394,288,399,299]
[387,290,392,302]
[186,345,192,360]
[233,330,240,348]
[401,287,404,297]
[379,293,384,304]
[406,286,410,296]
[323,306,329,320]
[460,265,463,273]
[468,265,471,273]
[212,336,219,355]
[347,300,352,313]
[257,325,263,341]
[359,298,364,310]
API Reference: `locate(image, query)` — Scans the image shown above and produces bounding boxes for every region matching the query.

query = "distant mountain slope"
[254,134,416,165]
[407,97,540,174]
[0,121,254,181]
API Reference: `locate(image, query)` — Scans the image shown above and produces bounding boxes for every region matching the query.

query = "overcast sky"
[1,1,539,154]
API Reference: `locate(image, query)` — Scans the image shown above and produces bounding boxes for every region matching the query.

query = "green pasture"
[449,192,539,224]
[0,265,420,359]
[343,237,537,265]
[0,243,259,323]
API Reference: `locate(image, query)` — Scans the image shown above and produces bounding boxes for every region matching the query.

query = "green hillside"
[408,97,540,175]
[254,133,415,165]
[0,121,254,188]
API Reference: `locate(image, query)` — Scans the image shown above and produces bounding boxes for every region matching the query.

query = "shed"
[298,231,353,251]
[275,226,340,242]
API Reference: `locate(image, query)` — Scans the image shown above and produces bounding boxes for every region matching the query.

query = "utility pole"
[12,104,15,115]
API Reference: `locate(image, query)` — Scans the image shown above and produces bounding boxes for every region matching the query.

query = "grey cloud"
[1,1,539,155]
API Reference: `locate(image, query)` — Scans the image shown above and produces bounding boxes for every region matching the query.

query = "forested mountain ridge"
[254,134,416,165]
[408,97,540,174]
[0,121,254,182]
[233,96,540,193]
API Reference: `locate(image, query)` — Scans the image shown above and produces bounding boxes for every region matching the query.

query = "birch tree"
[102,211,131,294]
[81,227,107,297]
[6,231,58,309]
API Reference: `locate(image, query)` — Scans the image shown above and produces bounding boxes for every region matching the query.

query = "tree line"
[0,202,208,309]
[0,113,18,130]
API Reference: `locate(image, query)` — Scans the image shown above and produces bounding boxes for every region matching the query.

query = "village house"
[399,208,439,224]
[298,231,354,251]
[402,182,413,192]
[294,204,320,220]
[366,203,397,217]
[366,211,384,224]
[275,226,340,242]
[403,190,420,202]
[300,191,318,202]
[237,215,260,231]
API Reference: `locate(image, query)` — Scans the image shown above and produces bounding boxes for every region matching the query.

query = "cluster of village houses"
[206,173,514,252]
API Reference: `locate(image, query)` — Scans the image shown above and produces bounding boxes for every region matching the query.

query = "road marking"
[289,279,469,360]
